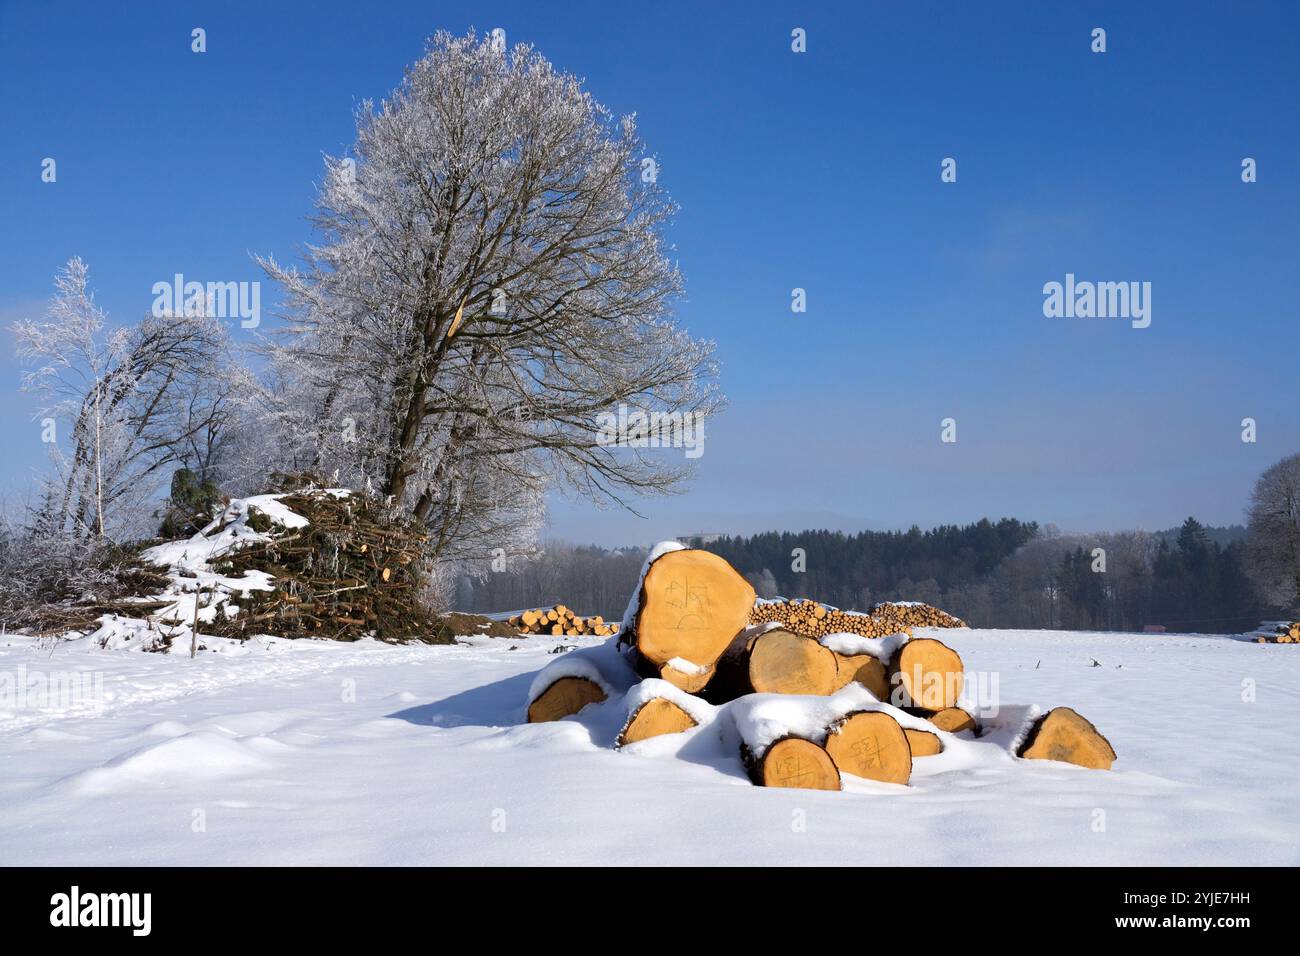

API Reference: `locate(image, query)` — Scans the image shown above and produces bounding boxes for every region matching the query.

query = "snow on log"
[659,659,715,694]
[748,736,841,790]
[823,710,913,785]
[710,627,838,700]
[926,706,977,735]
[1016,706,1116,770]
[889,637,964,710]
[622,545,756,673]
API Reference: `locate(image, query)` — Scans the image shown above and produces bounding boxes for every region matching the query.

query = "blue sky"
[1,1,1297,546]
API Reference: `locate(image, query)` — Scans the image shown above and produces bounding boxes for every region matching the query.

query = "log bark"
[823,710,912,785]
[617,697,698,747]
[1017,706,1116,770]
[526,676,607,723]
[746,736,841,790]
[889,638,963,710]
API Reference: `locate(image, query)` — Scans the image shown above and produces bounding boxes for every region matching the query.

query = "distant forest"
[459,517,1276,635]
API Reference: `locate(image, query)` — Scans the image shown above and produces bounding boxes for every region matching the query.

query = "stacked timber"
[523,544,1118,783]
[748,598,966,640]
[1257,621,1300,644]
[510,605,618,637]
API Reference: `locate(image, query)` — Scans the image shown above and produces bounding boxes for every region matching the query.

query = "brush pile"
[509,605,618,637]
[205,485,438,643]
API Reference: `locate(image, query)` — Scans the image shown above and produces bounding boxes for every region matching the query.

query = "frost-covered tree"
[257,31,721,565]
[1246,453,1300,611]
[12,258,235,540]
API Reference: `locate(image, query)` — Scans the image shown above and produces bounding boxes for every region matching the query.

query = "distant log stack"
[510,605,618,637]
[1257,621,1300,644]
[748,598,966,639]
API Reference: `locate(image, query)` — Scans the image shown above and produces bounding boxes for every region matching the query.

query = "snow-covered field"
[2,627,1297,866]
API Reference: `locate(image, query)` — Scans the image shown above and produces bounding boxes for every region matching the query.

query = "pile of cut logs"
[1257,621,1300,644]
[526,548,1116,791]
[510,605,618,637]
[749,598,966,639]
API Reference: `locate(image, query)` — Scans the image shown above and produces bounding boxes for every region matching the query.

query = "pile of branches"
[0,530,170,634]
[208,479,442,643]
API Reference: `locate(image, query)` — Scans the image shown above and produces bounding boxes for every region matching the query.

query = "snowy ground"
[2,627,1297,866]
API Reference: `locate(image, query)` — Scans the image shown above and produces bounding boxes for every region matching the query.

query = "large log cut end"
[748,630,838,695]
[526,676,607,723]
[1017,706,1116,770]
[889,638,964,710]
[748,737,841,790]
[823,711,912,785]
[617,697,698,747]
[633,549,757,670]
[711,628,839,701]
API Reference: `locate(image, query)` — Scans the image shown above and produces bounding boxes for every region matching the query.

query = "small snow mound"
[67,731,274,795]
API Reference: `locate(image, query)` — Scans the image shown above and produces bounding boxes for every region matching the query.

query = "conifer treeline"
[460,518,1275,634]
